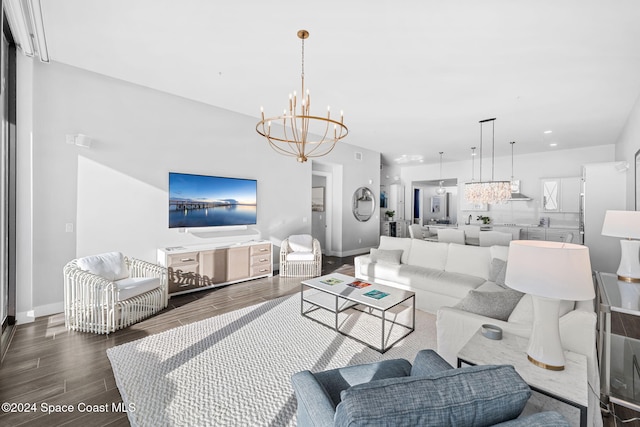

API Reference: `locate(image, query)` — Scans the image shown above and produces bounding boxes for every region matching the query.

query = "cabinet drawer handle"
[259,268,269,272]
[259,248,268,252]
[259,258,269,262]
[180,258,195,262]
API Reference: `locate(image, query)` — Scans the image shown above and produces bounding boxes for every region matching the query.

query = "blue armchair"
[291,350,569,427]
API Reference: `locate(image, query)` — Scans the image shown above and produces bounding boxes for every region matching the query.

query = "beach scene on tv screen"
[169,173,257,228]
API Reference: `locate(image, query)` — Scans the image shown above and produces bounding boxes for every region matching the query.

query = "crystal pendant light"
[510,141,519,193]
[464,118,511,204]
[436,151,446,195]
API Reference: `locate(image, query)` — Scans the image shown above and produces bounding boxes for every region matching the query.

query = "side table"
[458,329,588,427]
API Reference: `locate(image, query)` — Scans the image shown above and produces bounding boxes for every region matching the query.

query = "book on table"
[346,280,371,289]
[319,277,344,286]
[363,289,389,299]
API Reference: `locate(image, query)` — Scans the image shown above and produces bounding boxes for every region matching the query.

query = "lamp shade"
[601,210,640,239]
[505,240,594,301]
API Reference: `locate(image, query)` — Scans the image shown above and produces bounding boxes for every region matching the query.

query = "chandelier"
[256,30,348,162]
[464,118,511,204]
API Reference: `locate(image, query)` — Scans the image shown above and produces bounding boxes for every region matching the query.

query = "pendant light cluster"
[464,118,511,204]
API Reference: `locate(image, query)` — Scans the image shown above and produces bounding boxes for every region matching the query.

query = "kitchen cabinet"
[524,227,579,243]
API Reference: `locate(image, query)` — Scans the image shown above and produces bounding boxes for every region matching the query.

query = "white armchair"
[63,252,168,334]
[280,234,322,277]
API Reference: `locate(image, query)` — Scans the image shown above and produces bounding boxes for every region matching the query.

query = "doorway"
[411,178,458,225]
[311,171,332,255]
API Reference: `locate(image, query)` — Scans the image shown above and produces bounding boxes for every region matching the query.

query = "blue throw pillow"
[335,364,530,427]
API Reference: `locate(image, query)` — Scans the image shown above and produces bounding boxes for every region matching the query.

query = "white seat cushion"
[77,251,129,281]
[407,240,449,270]
[286,252,315,261]
[378,236,412,264]
[508,294,576,324]
[444,244,492,280]
[288,235,313,252]
[115,277,161,301]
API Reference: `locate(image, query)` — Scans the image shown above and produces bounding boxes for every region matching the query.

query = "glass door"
[1,19,8,335]
[1,8,17,360]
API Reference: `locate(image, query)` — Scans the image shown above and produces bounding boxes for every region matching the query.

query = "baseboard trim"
[335,247,373,257]
[17,302,64,324]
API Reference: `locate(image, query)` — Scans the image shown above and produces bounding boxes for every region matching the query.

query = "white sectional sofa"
[353,236,601,427]
[354,236,509,314]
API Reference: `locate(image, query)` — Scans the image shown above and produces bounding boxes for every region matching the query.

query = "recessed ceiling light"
[544,130,553,134]
[549,143,558,147]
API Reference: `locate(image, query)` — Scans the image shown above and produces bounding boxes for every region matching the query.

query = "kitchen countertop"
[469,223,580,230]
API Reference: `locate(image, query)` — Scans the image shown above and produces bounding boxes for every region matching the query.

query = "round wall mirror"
[353,187,375,222]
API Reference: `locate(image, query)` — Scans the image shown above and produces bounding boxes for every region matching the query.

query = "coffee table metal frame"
[300,273,415,353]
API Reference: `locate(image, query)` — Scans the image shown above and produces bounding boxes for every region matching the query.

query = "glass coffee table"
[300,273,415,353]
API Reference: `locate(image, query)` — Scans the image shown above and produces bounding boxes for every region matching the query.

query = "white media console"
[157,240,273,296]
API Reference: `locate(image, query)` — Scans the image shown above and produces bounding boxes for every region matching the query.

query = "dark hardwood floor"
[0,256,355,426]
[1,254,638,426]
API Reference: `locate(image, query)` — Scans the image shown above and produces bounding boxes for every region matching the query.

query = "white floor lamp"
[505,240,594,370]
[601,210,640,283]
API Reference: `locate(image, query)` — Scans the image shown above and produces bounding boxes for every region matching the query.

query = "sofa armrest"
[436,306,530,367]
[291,370,337,427]
[496,411,569,426]
[291,359,412,427]
[353,254,371,279]
[127,257,168,305]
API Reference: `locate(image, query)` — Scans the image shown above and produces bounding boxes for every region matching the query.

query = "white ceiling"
[37,0,640,165]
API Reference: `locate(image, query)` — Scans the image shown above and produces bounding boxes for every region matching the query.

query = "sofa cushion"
[403,266,486,299]
[77,251,129,281]
[370,248,403,265]
[288,234,313,252]
[335,364,531,427]
[490,245,509,261]
[406,239,449,270]
[311,359,412,408]
[453,289,524,321]
[508,294,576,324]
[286,251,315,261]
[115,277,161,301]
[444,244,492,280]
[410,349,453,377]
[488,258,508,287]
[475,281,507,292]
[378,236,412,264]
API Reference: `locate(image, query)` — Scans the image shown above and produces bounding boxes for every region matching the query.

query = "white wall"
[401,145,615,227]
[16,60,380,322]
[615,92,640,210]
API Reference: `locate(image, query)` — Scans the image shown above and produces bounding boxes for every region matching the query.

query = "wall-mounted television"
[169,172,257,228]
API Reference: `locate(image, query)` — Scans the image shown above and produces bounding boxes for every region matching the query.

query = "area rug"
[106,292,437,426]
